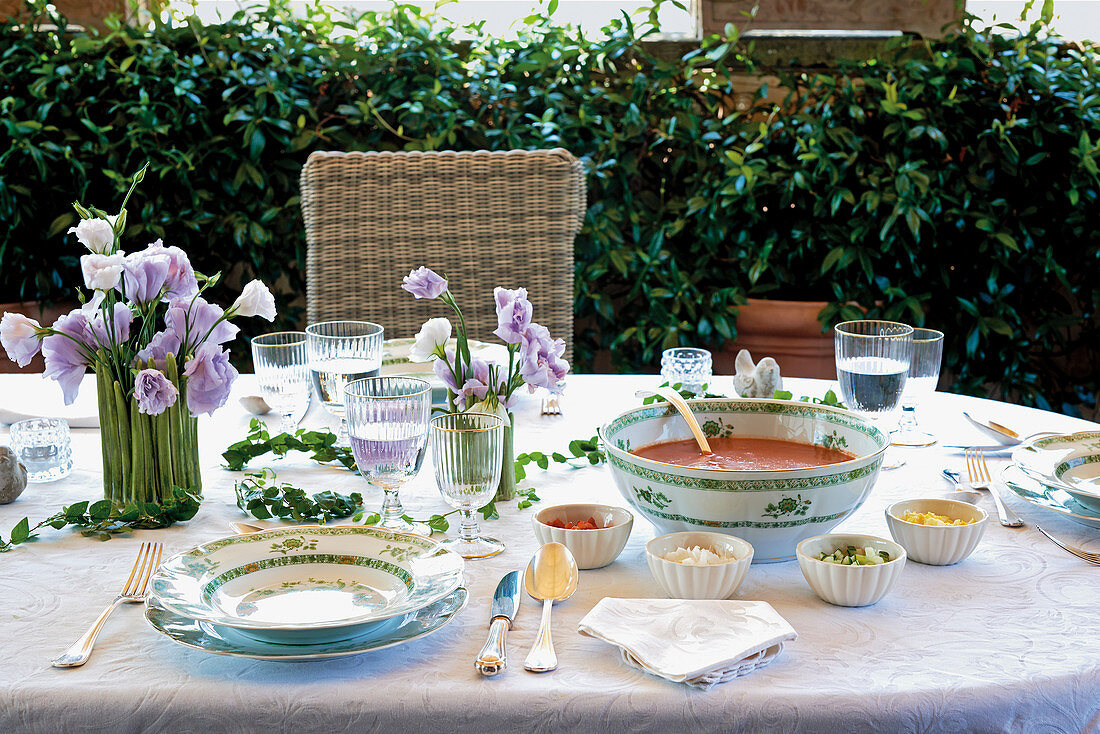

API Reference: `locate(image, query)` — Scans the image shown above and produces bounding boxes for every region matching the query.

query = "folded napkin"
[577,598,796,690]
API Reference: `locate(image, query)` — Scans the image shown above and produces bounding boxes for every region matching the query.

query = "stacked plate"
[1002,431,1100,529]
[145,526,466,660]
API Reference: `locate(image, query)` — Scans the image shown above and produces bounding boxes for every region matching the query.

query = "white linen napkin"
[577,597,796,690]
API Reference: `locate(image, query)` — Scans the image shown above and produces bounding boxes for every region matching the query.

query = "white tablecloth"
[1,373,1099,733]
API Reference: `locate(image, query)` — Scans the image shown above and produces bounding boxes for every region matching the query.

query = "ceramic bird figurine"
[732,349,782,398]
[0,446,28,504]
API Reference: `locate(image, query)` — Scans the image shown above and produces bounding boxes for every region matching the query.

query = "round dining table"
[1,372,1098,733]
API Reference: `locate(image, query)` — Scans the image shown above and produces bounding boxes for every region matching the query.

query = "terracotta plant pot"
[0,301,79,374]
[719,298,835,380]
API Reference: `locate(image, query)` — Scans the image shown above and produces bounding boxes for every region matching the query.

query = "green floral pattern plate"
[151,526,464,643]
[145,588,468,661]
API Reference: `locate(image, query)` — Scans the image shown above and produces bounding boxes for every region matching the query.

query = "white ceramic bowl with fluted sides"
[796,533,906,607]
[645,531,754,600]
[599,398,888,563]
[532,504,633,569]
[885,498,988,566]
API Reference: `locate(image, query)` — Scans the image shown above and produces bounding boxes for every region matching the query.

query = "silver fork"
[964,448,1024,528]
[52,541,163,668]
[540,394,562,416]
[1036,526,1100,566]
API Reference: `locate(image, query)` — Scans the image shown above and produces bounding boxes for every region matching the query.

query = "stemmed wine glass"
[345,377,432,533]
[306,321,384,444]
[891,328,945,447]
[431,412,505,559]
[250,332,312,433]
[834,320,914,469]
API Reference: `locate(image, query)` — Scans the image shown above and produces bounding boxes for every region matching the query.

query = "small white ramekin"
[532,504,633,570]
[645,531,754,600]
[796,533,906,607]
[885,498,988,566]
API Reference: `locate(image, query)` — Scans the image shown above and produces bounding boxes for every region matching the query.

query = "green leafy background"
[0,3,1096,414]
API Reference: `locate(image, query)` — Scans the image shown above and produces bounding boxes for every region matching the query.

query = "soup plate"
[598,398,888,563]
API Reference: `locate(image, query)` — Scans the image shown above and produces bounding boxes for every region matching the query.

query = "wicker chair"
[300,149,586,362]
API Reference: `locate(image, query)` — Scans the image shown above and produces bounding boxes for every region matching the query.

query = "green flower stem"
[113,381,132,501]
[129,395,145,503]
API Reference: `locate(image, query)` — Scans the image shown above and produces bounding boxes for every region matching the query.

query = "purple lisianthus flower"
[135,328,183,370]
[119,249,171,305]
[42,309,95,404]
[402,267,448,299]
[166,297,239,353]
[0,312,43,367]
[519,323,570,393]
[183,344,238,416]
[457,357,493,408]
[433,348,462,393]
[87,302,134,349]
[492,287,533,344]
[134,368,179,416]
[144,239,198,301]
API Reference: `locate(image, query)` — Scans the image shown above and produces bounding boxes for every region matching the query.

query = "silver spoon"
[523,542,579,673]
[634,388,712,454]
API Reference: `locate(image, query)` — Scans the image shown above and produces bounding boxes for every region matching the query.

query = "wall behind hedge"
[1,4,1097,413]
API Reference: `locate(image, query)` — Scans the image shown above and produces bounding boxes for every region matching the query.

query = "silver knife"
[475,571,521,676]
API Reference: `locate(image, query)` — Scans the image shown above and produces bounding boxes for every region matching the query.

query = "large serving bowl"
[599,398,888,563]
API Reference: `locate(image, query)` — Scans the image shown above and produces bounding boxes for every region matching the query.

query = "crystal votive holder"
[9,417,74,483]
[660,347,713,395]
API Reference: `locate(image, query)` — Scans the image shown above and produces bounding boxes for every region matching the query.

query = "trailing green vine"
[222,419,357,470]
[0,486,202,552]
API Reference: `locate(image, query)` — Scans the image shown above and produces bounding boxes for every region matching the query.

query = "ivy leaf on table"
[234,469,364,523]
[0,486,203,553]
[222,419,357,471]
[515,435,605,481]
[772,389,847,409]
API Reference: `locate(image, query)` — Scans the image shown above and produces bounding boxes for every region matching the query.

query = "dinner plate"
[150,526,464,644]
[1010,432,1100,511]
[1001,465,1100,530]
[145,587,468,660]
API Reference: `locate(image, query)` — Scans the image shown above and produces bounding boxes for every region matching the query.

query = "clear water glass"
[9,418,73,482]
[892,328,945,447]
[431,412,505,559]
[251,332,311,433]
[660,347,712,395]
[345,377,431,533]
[306,321,384,443]
[834,320,914,469]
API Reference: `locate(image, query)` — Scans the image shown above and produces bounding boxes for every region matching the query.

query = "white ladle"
[634,387,712,455]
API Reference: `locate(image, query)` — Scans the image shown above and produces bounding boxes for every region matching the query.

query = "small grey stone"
[0,446,28,504]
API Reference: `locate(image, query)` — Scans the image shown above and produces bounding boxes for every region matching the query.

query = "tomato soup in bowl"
[598,398,887,563]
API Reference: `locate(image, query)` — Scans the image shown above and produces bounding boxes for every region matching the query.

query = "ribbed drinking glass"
[250,332,311,433]
[834,320,914,469]
[345,377,431,533]
[891,328,945,447]
[431,412,505,559]
[306,321,384,444]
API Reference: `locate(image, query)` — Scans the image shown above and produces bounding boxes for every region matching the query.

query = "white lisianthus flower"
[67,218,115,254]
[80,290,106,318]
[0,312,43,367]
[409,318,452,362]
[80,252,126,290]
[230,280,276,321]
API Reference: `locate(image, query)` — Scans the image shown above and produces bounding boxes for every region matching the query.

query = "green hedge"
[1,3,1097,413]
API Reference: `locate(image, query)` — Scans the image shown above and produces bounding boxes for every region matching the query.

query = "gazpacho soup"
[632,436,855,471]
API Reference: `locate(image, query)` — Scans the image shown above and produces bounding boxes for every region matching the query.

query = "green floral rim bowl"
[150,526,465,644]
[597,398,887,564]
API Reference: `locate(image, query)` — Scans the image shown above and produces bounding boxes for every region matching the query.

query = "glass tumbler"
[306,321,384,444]
[834,320,914,469]
[251,331,312,433]
[891,328,945,447]
[431,412,505,559]
[345,377,432,533]
[660,347,713,396]
[9,417,74,482]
